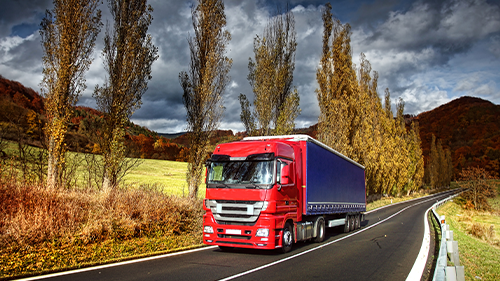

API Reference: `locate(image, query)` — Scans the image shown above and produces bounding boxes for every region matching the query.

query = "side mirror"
[280,165,290,185]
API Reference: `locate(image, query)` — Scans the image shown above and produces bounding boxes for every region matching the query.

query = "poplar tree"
[40,0,102,189]
[407,121,424,194]
[179,0,232,198]
[242,6,300,136]
[428,134,452,188]
[316,3,357,156]
[317,3,424,196]
[238,93,256,135]
[429,134,438,188]
[94,0,158,191]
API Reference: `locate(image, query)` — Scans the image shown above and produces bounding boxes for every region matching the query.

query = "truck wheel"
[349,215,355,232]
[314,217,325,243]
[344,215,350,233]
[354,214,361,230]
[281,222,293,253]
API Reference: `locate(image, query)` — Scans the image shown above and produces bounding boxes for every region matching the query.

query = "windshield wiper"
[244,181,262,189]
[216,183,231,188]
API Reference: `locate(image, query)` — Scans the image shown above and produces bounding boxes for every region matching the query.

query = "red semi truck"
[202,135,366,253]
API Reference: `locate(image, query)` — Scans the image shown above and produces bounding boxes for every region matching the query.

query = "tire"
[354,214,360,230]
[314,217,325,243]
[344,215,350,233]
[349,215,355,232]
[281,222,293,253]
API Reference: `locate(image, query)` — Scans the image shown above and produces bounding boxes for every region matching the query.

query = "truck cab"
[203,139,300,252]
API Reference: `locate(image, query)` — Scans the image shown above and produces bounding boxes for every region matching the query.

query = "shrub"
[0,179,203,248]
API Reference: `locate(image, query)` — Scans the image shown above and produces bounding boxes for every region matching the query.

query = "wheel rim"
[283,229,292,247]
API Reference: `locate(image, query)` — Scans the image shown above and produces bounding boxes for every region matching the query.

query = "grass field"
[1,140,206,197]
[437,183,500,280]
[123,158,206,198]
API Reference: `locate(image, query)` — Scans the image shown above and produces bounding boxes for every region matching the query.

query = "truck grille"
[207,200,268,224]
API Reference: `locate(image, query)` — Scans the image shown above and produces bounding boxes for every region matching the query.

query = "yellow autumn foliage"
[316,4,424,196]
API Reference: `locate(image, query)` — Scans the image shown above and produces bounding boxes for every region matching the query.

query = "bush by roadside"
[0,178,203,278]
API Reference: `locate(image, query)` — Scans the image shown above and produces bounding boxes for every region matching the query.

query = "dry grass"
[455,210,500,247]
[439,201,500,280]
[0,176,203,278]
[0,180,203,247]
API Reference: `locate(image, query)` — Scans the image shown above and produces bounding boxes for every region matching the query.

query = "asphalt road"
[25,191,456,281]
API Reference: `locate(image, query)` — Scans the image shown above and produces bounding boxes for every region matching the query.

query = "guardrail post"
[455,266,465,281]
[431,192,466,281]
[445,267,457,281]
[446,230,453,241]
[446,241,460,266]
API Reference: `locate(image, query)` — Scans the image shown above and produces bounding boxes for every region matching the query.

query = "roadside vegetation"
[0,142,204,279]
[434,170,500,281]
[438,193,500,280]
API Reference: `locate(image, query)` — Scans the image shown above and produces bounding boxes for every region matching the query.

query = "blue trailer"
[304,138,366,215]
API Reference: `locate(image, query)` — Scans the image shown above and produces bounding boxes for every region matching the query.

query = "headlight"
[262,201,269,211]
[204,226,214,234]
[256,228,269,237]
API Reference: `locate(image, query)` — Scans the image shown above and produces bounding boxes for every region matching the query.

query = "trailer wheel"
[344,215,350,233]
[281,222,293,253]
[354,214,361,230]
[349,215,355,232]
[314,217,325,243]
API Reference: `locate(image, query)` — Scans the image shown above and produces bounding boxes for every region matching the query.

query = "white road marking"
[406,207,431,281]
[18,246,218,281]
[219,196,438,281]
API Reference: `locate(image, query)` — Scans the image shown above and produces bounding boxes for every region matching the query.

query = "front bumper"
[203,213,281,250]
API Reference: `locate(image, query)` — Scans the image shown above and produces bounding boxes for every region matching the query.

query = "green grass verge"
[438,200,500,280]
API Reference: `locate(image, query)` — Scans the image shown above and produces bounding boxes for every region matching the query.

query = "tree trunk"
[46,136,59,189]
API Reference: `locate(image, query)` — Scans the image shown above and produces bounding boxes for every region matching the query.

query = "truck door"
[276,159,298,215]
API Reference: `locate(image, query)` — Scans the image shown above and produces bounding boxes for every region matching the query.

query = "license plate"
[226,229,241,235]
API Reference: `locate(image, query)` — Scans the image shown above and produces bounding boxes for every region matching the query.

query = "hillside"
[414,96,500,178]
[0,76,185,161]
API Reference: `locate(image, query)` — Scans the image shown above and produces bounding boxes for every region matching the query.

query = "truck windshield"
[208,160,274,186]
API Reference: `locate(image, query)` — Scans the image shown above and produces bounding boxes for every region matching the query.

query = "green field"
[1,140,206,197]
[123,158,206,198]
[437,186,500,280]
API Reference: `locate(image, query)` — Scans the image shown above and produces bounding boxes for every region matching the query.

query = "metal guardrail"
[431,192,465,281]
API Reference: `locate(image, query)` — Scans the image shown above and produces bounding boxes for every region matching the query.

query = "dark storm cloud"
[1,0,499,133]
[360,0,500,55]
[0,0,52,38]
[353,0,500,114]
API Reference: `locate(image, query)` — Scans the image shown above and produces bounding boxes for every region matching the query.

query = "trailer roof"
[242,135,365,169]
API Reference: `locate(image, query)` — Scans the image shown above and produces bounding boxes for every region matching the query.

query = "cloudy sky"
[1,0,500,133]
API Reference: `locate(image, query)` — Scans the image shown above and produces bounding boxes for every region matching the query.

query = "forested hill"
[413,96,500,178]
[0,76,186,161]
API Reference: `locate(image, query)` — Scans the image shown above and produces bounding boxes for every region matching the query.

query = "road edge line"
[17,246,218,281]
[405,207,431,281]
